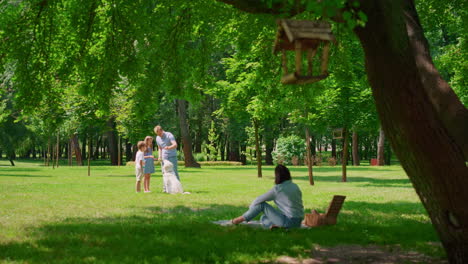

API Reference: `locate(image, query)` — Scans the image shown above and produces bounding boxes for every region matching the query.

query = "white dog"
[162,160,185,194]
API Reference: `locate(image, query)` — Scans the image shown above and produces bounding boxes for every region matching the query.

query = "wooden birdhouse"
[332,128,344,139]
[273,19,336,85]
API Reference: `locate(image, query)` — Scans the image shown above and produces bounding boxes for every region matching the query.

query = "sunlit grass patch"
[0,161,445,263]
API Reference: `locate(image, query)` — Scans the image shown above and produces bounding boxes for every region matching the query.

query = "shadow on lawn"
[0,168,42,172]
[0,174,51,177]
[0,202,444,263]
[288,166,400,172]
[293,175,412,188]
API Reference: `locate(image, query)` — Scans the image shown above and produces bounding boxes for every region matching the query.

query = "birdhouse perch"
[273,19,336,85]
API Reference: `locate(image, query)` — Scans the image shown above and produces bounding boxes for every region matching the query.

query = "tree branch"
[215,0,302,16]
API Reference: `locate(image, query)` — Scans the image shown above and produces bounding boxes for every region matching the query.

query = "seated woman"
[232,164,304,229]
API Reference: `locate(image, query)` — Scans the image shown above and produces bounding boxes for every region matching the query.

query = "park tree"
[217,0,468,261]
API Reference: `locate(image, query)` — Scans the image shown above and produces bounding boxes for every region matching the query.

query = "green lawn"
[0,160,445,263]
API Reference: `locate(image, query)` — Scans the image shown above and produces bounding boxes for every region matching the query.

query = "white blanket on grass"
[211,220,310,229]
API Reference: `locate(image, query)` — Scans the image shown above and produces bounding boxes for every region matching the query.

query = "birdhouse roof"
[273,19,335,53]
[280,19,335,42]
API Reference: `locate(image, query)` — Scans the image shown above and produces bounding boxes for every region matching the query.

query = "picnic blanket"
[212,220,310,229]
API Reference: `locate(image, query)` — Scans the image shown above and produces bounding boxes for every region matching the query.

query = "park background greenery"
[0,0,466,262]
[0,0,465,167]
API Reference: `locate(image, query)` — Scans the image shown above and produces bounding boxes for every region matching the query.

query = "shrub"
[198,161,242,166]
[272,135,305,165]
[314,155,323,166]
[194,152,207,162]
[328,157,337,166]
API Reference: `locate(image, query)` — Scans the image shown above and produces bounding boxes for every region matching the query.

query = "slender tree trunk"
[52,139,56,169]
[194,108,203,153]
[117,134,121,166]
[55,132,59,168]
[352,131,360,166]
[228,138,240,161]
[240,143,247,165]
[354,1,468,261]
[311,135,316,155]
[341,127,348,182]
[43,145,46,166]
[107,118,118,165]
[264,124,275,165]
[377,127,385,166]
[81,135,86,161]
[68,139,72,166]
[94,136,100,160]
[177,99,200,168]
[71,134,83,166]
[305,127,314,185]
[32,144,36,159]
[385,140,392,166]
[87,135,91,176]
[220,135,226,161]
[253,119,262,178]
[331,139,337,158]
[47,138,51,167]
[125,139,132,162]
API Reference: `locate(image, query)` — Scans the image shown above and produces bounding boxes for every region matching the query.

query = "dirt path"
[274,245,447,264]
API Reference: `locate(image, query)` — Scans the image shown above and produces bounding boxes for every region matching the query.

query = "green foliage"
[417,0,468,106]
[272,135,305,165]
[0,0,464,166]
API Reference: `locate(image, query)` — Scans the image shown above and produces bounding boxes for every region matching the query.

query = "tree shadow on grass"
[288,166,401,172]
[293,175,412,188]
[0,202,445,263]
[0,174,51,177]
[0,168,42,172]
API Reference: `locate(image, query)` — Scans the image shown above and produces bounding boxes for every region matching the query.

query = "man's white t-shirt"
[135,150,145,169]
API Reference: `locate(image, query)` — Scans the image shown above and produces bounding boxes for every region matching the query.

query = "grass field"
[0,160,446,263]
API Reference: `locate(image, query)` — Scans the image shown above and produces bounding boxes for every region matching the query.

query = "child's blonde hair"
[137,141,146,150]
[144,136,153,149]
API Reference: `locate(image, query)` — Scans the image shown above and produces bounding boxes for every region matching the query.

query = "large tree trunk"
[177,99,201,168]
[106,118,118,165]
[352,131,360,166]
[305,127,314,185]
[403,1,468,160]
[377,127,385,166]
[253,119,262,178]
[354,1,468,261]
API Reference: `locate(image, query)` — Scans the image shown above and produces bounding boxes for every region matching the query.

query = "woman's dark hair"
[275,164,291,184]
